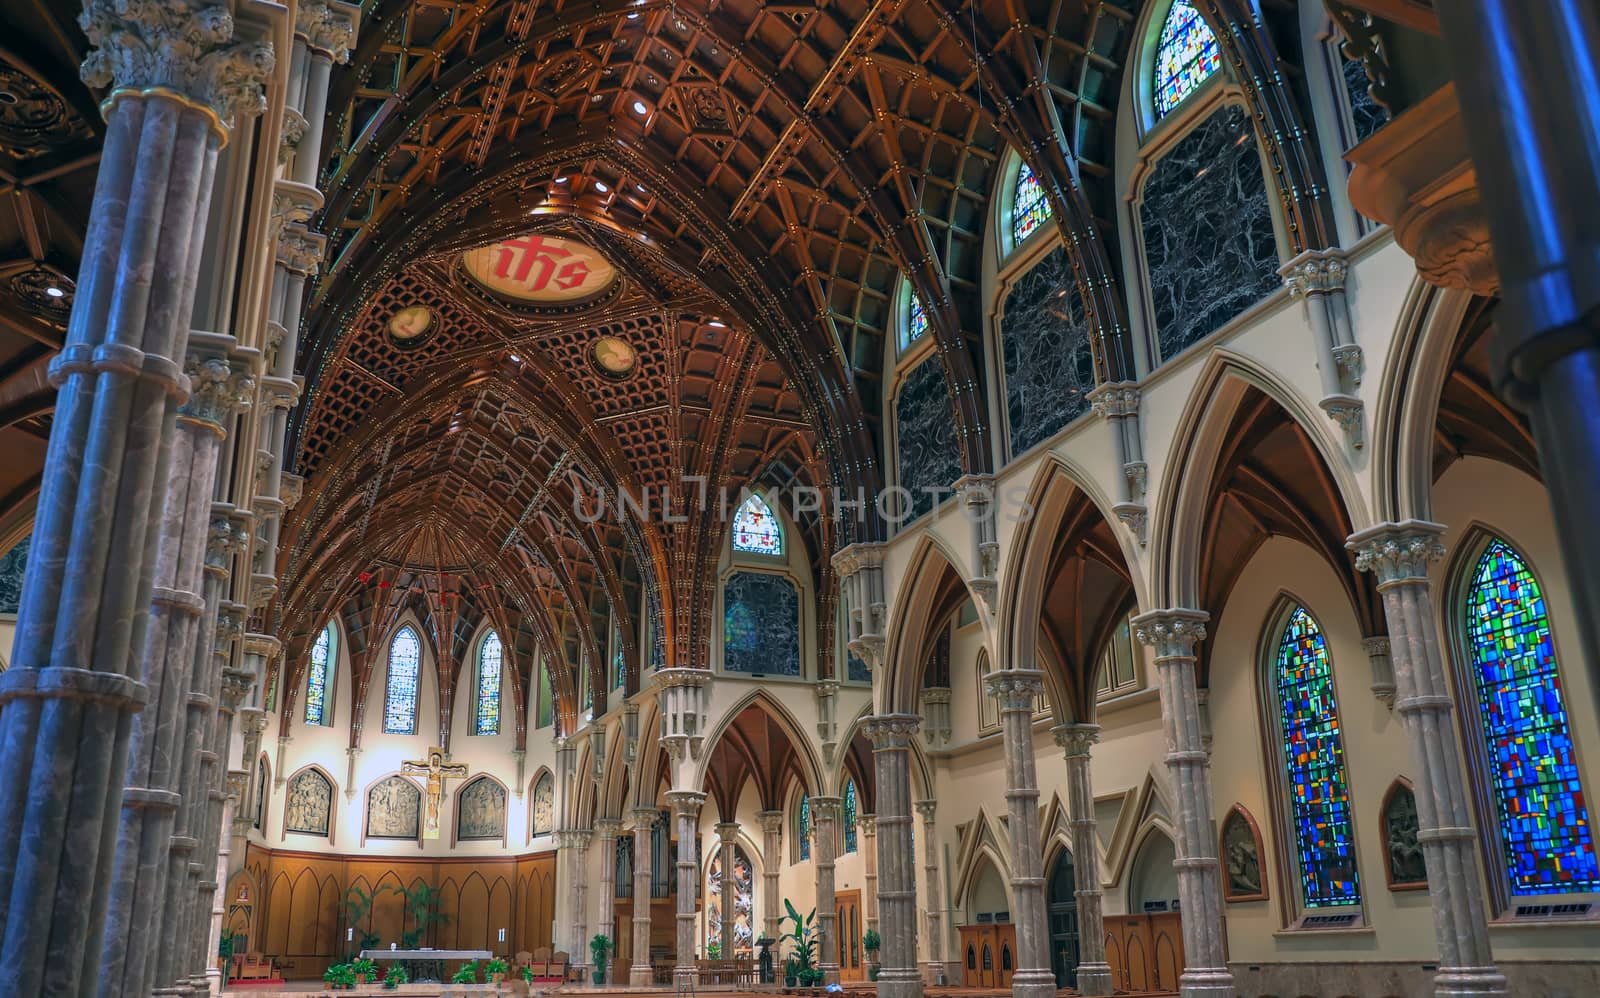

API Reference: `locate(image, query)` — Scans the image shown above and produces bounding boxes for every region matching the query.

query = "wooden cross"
[402,747,469,839]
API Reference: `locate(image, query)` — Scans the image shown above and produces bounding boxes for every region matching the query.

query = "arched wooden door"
[1046,849,1080,987]
[836,891,863,981]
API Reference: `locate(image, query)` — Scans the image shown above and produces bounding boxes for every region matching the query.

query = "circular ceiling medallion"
[460,234,618,306]
[387,305,434,344]
[592,336,637,377]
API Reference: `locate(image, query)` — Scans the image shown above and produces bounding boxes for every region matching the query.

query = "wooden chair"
[549,949,570,981]
[235,952,275,980]
[530,946,552,978]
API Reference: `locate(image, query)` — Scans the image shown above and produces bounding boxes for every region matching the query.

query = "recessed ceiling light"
[555,175,569,183]
[636,184,647,193]
[627,11,639,18]
[707,319,727,328]
[594,181,609,193]
[632,100,649,115]
[44,286,65,298]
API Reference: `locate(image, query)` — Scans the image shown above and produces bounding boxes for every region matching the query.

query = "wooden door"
[1148,913,1184,993]
[958,926,998,988]
[836,891,864,982]
[1105,915,1156,992]
[994,924,1017,990]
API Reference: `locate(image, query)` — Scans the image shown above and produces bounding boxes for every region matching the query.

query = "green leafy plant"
[706,940,721,960]
[324,963,358,989]
[485,957,509,982]
[451,959,480,984]
[862,928,881,954]
[342,884,387,953]
[779,899,817,984]
[393,882,451,950]
[591,933,614,984]
[352,957,378,982]
[383,963,409,990]
[521,965,535,984]
[218,930,238,982]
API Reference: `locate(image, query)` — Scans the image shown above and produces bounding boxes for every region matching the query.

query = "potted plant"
[343,884,387,956]
[863,927,881,981]
[485,957,509,984]
[778,900,817,990]
[784,956,798,988]
[324,963,358,990]
[521,964,536,985]
[451,960,480,984]
[218,930,237,983]
[353,957,378,984]
[705,940,721,960]
[590,933,613,985]
[384,964,409,990]
[395,882,452,950]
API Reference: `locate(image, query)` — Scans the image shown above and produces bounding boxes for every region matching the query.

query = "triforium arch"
[880,537,994,716]
[693,690,827,816]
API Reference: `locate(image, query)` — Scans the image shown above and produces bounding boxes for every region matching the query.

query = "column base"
[1010,968,1057,998]
[821,963,841,986]
[674,965,697,987]
[1075,962,1114,996]
[1180,967,1236,998]
[631,966,656,988]
[1435,967,1509,997]
[877,968,924,998]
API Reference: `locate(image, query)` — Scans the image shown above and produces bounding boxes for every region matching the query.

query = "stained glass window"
[1273,605,1361,907]
[384,626,421,735]
[0,534,28,614]
[1463,539,1599,894]
[475,630,503,736]
[798,794,811,861]
[902,292,930,349]
[536,659,553,728]
[304,623,335,726]
[1010,162,1053,247]
[1153,0,1221,118]
[613,618,626,689]
[843,779,859,853]
[731,493,783,556]
[707,845,756,955]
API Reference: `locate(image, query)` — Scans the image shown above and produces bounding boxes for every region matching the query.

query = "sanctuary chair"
[234,952,275,980]
[513,950,533,977]
[549,949,570,981]
[529,947,552,978]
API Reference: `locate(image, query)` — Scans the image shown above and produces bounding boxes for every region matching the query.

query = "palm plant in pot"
[862,928,881,981]
[591,933,614,985]
[778,900,819,988]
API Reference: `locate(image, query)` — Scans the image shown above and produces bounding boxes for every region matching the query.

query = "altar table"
[361,948,493,982]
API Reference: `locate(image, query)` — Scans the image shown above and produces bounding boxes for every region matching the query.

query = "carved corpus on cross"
[402,747,469,840]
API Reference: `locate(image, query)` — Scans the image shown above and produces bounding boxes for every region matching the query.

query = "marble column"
[0,6,270,991]
[1132,610,1234,998]
[630,807,657,987]
[863,716,920,998]
[1053,724,1112,996]
[757,810,784,943]
[915,801,944,982]
[595,818,623,983]
[667,790,705,986]
[1349,522,1506,996]
[984,669,1053,998]
[562,829,593,979]
[810,795,842,985]
[715,822,739,955]
[860,814,880,934]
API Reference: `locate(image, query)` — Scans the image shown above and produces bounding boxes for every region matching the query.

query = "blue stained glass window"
[798,794,811,861]
[843,779,859,854]
[475,630,503,735]
[1464,539,1599,894]
[732,494,783,556]
[304,623,335,726]
[903,292,930,349]
[1274,606,1361,907]
[384,626,422,735]
[0,534,28,614]
[1010,162,1053,247]
[1153,0,1222,118]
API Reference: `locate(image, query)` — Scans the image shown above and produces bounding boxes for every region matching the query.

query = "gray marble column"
[595,818,622,982]
[1053,724,1112,996]
[715,822,739,955]
[1349,522,1506,997]
[915,800,944,982]
[0,6,270,992]
[667,790,705,985]
[757,810,784,944]
[1133,610,1234,998]
[984,669,1054,998]
[810,795,842,985]
[630,807,656,987]
[566,829,593,979]
[863,716,920,998]
[860,814,879,935]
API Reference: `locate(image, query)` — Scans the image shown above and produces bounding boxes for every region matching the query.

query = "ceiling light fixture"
[632,100,649,115]
[627,11,639,19]
[594,181,609,193]
[636,184,647,192]
[44,286,65,298]
[555,175,569,183]
[707,319,727,328]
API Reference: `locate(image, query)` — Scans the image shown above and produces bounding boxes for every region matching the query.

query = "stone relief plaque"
[458,776,507,840]
[366,775,421,839]
[285,769,332,836]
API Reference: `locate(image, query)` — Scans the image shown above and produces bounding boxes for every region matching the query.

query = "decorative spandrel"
[1154,0,1221,117]
[461,234,618,305]
[1464,539,1599,894]
[722,571,800,676]
[367,776,422,840]
[457,776,507,841]
[285,769,333,837]
[731,493,783,556]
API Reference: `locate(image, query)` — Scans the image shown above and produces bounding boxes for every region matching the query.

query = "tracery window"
[843,779,859,854]
[707,844,756,955]
[304,622,336,726]
[1271,605,1360,907]
[1153,0,1222,117]
[1010,162,1053,247]
[731,493,783,556]
[900,286,929,350]
[475,630,503,736]
[384,626,422,735]
[1461,538,1599,894]
[798,794,811,862]
[536,659,553,729]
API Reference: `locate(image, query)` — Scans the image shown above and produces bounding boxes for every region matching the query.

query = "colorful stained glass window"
[707,845,756,954]
[1010,162,1053,247]
[732,493,783,556]
[1464,539,1599,894]
[475,630,503,735]
[304,623,335,726]
[613,618,626,689]
[536,659,553,728]
[1273,605,1361,907]
[798,794,812,861]
[1153,0,1222,118]
[384,626,421,735]
[843,779,859,853]
[903,292,930,348]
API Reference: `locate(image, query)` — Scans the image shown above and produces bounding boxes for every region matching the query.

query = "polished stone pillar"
[864,715,921,998]
[860,814,879,934]
[595,818,622,982]
[915,800,944,982]
[757,810,784,943]
[630,807,656,987]
[1350,522,1506,996]
[810,795,842,985]
[1133,610,1233,998]
[567,829,593,979]
[0,5,270,991]
[1053,724,1112,997]
[984,669,1053,998]
[667,790,705,985]
[715,822,739,955]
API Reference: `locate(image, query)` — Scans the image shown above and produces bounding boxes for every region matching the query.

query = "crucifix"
[402,747,469,839]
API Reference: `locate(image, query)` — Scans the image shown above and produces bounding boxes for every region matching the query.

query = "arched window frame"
[730,492,784,557]
[1259,599,1364,923]
[1093,606,1142,701]
[1147,0,1223,122]
[473,627,503,736]
[843,778,859,854]
[304,620,338,726]
[998,151,1055,258]
[383,625,423,736]
[796,791,812,863]
[1447,531,1600,907]
[896,275,931,354]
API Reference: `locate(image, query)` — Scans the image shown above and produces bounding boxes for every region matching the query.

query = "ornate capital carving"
[277,107,306,165]
[983,667,1045,711]
[857,813,877,837]
[295,0,357,63]
[220,667,254,708]
[179,355,253,428]
[665,789,706,819]
[1132,608,1209,659]
[79,0,275,128]
[1051,722,1101,760]
[205,517,246,568]
[715,821,741,844]
[594,817,623,840]
[556,828,593,851]
[1279,248,1349,298]
[1347,520,1446,586]
[277,224,325,276]
[862,713,920,750]
[225,768,248,800]
[631,807,659,832]
[913,799,937,822]
[1087,381,1140,419]
[809,795,842,826]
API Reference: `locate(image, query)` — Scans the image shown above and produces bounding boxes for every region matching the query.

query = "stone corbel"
[920,687,952,748]
[815,680,839,764]
[1362,636,1397,708]
[276,223,326,278]
[655,668,710,760]
[591,726,608,786]
[1088,382,1148,544]
[833,542,888,671]
[295,0,360,64]
[1281,249,1365,450]
[344,746,360,800]
[280,473,304,511]
[956,475,1000,614]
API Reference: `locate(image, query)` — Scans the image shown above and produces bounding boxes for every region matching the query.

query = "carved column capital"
[294,0,358,63]
[809,795,842,827]
[857,813,877,837]
[1131,608,1209,658]
[1279,248,1349,297]
[1051,723,1101,759]
[665,789,706,819]
[630,807,659,832]
[757,810,785,835]
[983,667,1045,711]
[219,668,254,709]
[179,355,253,429]
[205,517,247,570]
[1347,520,1447,585]
[862,713,921,750]
[594,817,623,841]
[1087,381,1141,419]
[913,799,937,823]
[715,821,741,845]
[277,224,326,277]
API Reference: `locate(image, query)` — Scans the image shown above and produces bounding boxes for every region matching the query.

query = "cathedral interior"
[0,1,1597,997]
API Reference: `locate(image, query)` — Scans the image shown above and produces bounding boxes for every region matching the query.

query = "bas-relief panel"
[895,357,962,521]
[0,535,28,615]
[531,773,554,836]
[458,777,507,841]
[1140,103,1280,362]
[367,776,421,839]
[722,571,800,677]
[285,770,333,837]
[1000,246,1093,456]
